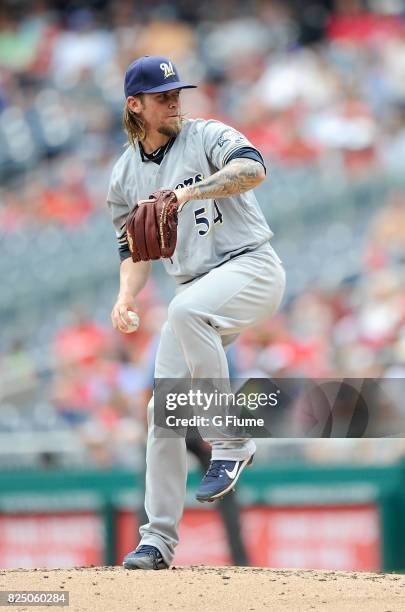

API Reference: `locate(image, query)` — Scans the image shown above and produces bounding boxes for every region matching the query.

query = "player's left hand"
[126,189,179,262]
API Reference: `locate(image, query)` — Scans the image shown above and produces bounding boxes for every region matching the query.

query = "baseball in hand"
[126,310,140,332]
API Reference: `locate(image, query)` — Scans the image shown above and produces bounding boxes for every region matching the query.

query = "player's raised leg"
[168,243,285,502]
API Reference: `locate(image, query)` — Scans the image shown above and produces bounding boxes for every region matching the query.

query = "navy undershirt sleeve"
[226,147,266,174]
[119,245,131,261]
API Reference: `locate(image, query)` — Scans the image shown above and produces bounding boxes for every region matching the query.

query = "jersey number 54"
[194,202,223,236]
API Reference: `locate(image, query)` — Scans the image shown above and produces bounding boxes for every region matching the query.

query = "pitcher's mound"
[1,565,405,611]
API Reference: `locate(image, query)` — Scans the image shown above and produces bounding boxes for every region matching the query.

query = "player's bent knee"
[168,300,201,331]
[167,300,190,328]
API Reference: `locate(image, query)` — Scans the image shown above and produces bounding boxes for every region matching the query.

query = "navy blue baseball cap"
[124,55,197,98]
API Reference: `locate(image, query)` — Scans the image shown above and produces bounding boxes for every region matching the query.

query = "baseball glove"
[126,189,179,262]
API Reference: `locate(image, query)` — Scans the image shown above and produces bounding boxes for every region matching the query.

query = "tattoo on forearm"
[186,159,264,200]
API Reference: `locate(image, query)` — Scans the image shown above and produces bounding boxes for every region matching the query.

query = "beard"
[158,118,182,138]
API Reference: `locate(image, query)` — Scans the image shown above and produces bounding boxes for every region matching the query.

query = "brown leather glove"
[126,189,179,262]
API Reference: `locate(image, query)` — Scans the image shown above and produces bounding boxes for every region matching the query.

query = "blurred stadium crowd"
[0,0,404,468]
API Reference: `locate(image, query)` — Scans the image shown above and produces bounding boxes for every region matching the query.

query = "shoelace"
[136,545,159,555]
[204,461,225,480]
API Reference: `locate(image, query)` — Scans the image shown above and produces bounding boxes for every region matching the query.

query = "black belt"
[180,247,255,286]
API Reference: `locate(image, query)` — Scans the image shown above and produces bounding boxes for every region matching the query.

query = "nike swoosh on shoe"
[225,463,240,479]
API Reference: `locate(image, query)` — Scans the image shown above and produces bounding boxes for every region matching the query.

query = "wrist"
[174,187,192,207]
[118,291,136,302]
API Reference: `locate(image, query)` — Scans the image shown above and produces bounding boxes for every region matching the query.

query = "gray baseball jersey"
[107,118,273,284]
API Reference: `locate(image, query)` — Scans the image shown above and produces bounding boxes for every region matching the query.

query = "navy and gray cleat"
[196,454,254,503]
[123,545,168,570]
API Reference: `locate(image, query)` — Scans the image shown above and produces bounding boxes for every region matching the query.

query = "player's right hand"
[111,296,138,334]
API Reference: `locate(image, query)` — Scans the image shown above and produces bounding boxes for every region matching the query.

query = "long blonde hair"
[122,96,145,147]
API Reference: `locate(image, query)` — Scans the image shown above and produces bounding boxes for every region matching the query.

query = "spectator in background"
[0,338,37,394]
[367,190,405,266]
[51,308,112,425]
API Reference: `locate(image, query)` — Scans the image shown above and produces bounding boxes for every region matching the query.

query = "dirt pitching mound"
[1,566,404,611]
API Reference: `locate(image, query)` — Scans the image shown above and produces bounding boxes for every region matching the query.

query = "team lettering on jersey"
[175,173,203,189]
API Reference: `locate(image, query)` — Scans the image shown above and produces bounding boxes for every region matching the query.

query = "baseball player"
[108,55,286,570]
